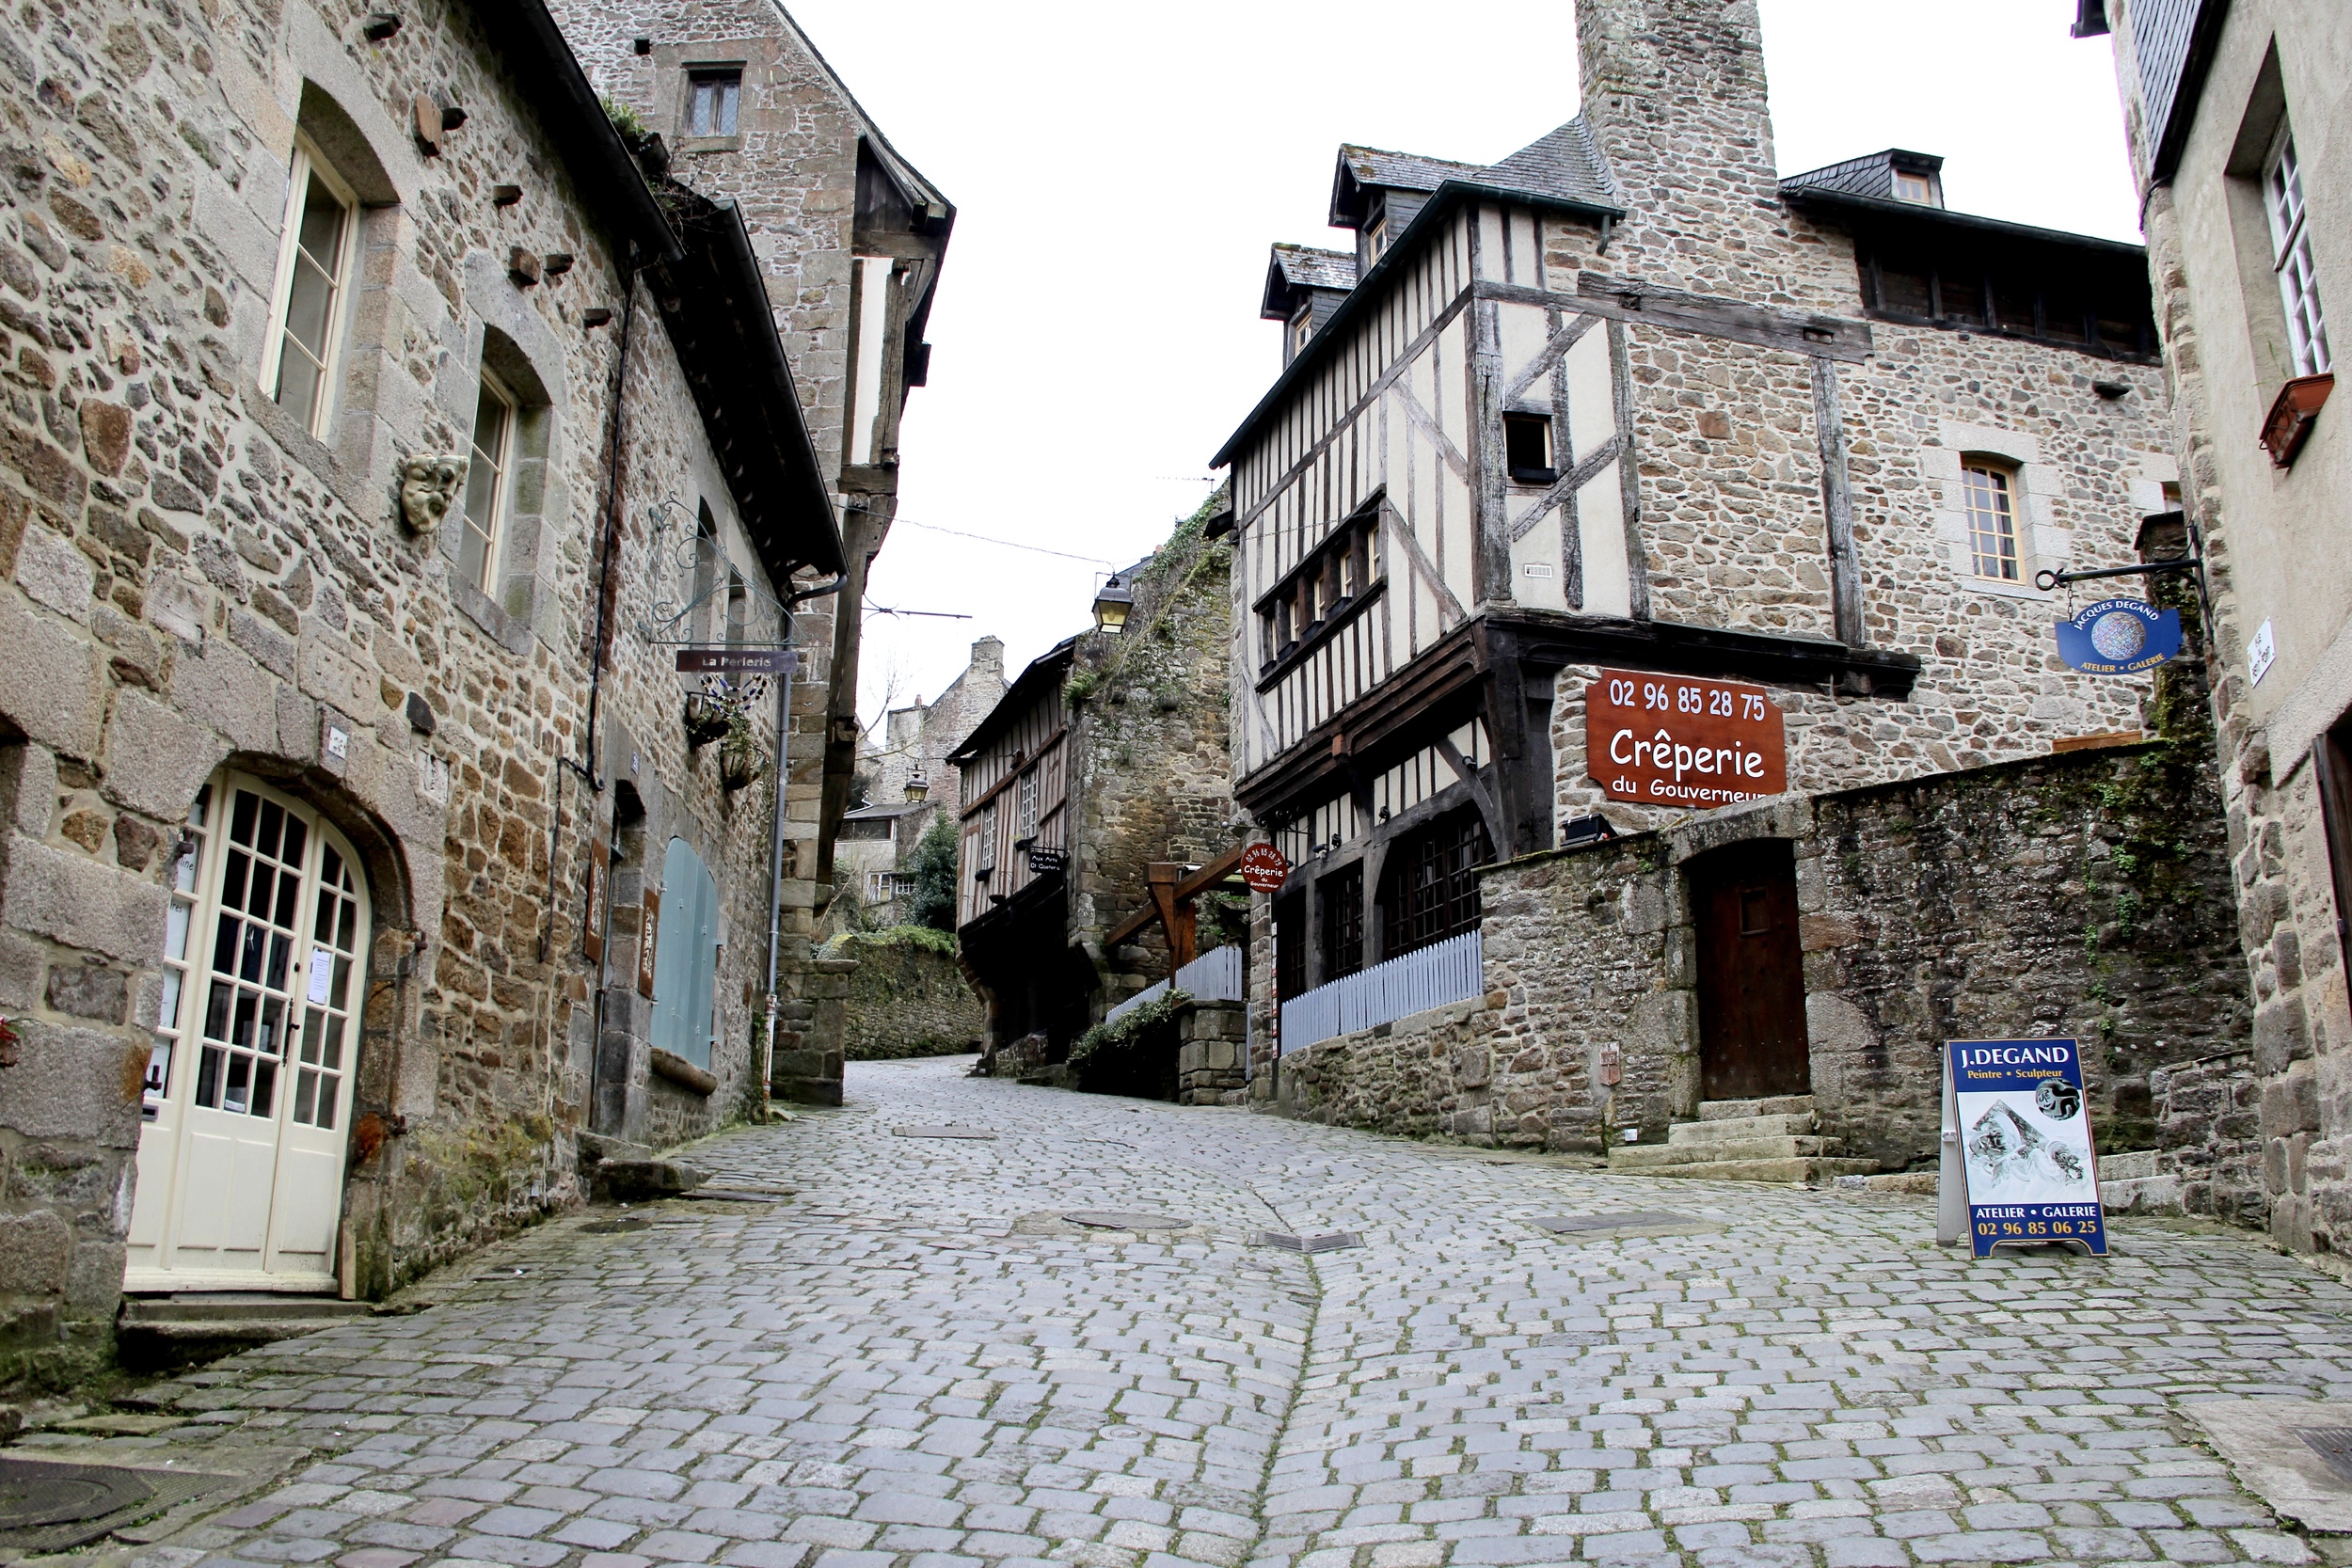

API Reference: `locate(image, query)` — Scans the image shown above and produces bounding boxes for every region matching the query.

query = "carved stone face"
[397,456,467,536]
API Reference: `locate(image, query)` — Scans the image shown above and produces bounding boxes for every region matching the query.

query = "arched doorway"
[1689,838,1811,1102]
[126,770,373,1291]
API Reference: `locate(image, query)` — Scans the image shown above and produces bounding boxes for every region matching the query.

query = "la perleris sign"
[1584,669,1787,809]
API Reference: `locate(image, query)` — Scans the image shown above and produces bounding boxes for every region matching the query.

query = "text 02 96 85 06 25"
[1583,670,1788,809]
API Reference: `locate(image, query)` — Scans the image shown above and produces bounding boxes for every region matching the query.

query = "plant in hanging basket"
[719,743,764,791]
[2261,372,2333,467]
[681,691,732,747]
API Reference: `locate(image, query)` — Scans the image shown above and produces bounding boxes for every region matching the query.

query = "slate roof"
[1481,119,1621,208]
[1782,149,1944,203]
[1270,245,1359,292]
[1338,145,1486,198]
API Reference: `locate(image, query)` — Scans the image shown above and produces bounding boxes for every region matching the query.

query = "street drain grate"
[580,1218,652,1234]
[1530,1211,1692,1235]
[0,1458,237,1552]
[1065,1212,1188,1231]
[2301,1429,2352,1485]
[895,1126,996,1140]
[685,1190,789,1203]
[1255,1230,1362,1253]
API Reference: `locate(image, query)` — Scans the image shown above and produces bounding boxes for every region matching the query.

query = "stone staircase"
[1607,1096,1878,1185]
[116,1292,377,1371]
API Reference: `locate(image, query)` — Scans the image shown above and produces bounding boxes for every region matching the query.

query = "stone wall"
[829,930,982,1060]
[1066,499,1238,1009]
[1276,737,2249,1184]
[0,0,816,1384]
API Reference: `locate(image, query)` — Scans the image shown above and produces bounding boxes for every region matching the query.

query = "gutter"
[1779,186,2148,257]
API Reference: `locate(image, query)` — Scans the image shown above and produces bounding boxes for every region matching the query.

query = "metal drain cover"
[0,1457,236,1552]
[1065,1212,1188,1230]
[1530,1211,1692,1234]
[580,1218,652,1234]
[1255,1230,1362,1252]
[2301,1429,2352,1485]
[895,1126,996,1140]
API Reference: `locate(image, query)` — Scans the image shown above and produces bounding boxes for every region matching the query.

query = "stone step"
[1613,1136,1842,1169]
[119,1292,372,1325]
[1668,1113,1817,1145]
[1611,1155,1880,1185]
[1697,1095,1815,1121]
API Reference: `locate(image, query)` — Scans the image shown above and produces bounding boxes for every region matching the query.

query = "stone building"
[0,0,849,1383]
[1218,0,2249,1180]
[548,0,953,1107]
[952,501,1238,1070]
[834,635,1004,919]
[2076,0,2352,1244]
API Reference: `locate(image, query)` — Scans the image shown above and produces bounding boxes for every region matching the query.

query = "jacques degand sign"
[1584,670,1787,808]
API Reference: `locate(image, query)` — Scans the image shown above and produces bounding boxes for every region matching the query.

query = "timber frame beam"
[1103,844,1247,957]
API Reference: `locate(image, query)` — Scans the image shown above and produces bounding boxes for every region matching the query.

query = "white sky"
[782,0,2140,729]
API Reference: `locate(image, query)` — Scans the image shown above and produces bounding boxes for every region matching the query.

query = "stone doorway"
[1690,838,1811,1101]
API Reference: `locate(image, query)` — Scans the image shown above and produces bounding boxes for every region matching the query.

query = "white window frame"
[259,136,359,438]
[461,368,516,593]
[1962,459,2023,582]
[1893,169,1934,205]
[2265,126,2331,377]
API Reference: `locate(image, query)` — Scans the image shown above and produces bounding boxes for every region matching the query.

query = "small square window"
[686,69,741,137]
[1503,413,1555,483]
[1894,169,1934,204]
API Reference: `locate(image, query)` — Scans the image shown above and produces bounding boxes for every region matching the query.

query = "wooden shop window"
[1378,808,1489,960]
[1320,863,1364,982]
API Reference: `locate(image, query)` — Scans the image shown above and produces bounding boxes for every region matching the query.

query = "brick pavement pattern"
[84,1055,2352,1567]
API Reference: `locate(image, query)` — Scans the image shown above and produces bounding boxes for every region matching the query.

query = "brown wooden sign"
[1239,843,1291,894]
[637,886,660,998]
[583,840,610,966]
[1584,669,1787,809]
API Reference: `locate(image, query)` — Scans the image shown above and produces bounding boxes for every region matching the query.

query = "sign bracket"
[2033,555,2201,593]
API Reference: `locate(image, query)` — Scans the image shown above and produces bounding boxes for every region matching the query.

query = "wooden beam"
[1811,356,1864,646]
[1502,311,1602,406]
[1470,293,1512,608]
[1102,846,1247,951]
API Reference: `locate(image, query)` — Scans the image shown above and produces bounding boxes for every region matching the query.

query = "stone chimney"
[1575,0,1791,293]
[971,636,1005,678]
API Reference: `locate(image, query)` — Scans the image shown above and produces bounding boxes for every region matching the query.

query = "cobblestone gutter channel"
[22,1054,2352,1567]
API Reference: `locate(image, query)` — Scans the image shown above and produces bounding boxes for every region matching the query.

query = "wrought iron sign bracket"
[2032,556,2202,594]
[635,497,796,649]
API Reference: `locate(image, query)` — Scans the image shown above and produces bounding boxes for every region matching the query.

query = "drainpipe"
[763,573,847,1101]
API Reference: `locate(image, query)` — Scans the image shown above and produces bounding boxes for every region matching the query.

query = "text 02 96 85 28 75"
[1583,670,1788,810]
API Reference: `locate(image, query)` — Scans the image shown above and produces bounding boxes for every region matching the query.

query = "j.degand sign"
[1584,670,1787,809]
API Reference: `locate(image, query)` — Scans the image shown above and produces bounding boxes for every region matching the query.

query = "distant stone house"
[952,507,1237,1069]
[834,636,1006,920]
[549,0,954,1105]
[0,0,843,1382]
[1217,0,2249,1183]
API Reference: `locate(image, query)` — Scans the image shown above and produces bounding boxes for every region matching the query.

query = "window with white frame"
[2265,127,2331,377]
[458,370,516,592]
[1962,459,2022,581]
[262,139,358,436]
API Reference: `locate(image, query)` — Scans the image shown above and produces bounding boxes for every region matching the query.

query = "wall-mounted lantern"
[904,774,930,803]
[1092,573,1133,635]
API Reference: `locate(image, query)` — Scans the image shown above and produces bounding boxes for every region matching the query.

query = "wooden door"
[1691,839,1811,1101]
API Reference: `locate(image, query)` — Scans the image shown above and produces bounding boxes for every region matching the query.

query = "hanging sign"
[583,840,610,966]
[637,887,660,998]
[1238,843,1291,894]
[675,647,799,675]
[2053,598,2181,674]
[1027,846,1068,875]
[1585,669,1786,809]
[1948,1037,2106,1257]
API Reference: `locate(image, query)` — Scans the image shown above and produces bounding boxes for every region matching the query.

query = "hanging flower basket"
[719,744,764,792]
[682,691,732,748]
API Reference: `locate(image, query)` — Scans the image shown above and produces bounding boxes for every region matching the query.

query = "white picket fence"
[1278,930,1484,1054]
[1104,942,1246,1025]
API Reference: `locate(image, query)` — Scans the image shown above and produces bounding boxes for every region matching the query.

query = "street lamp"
[904,774,930,803]
[1092,572,1134,635]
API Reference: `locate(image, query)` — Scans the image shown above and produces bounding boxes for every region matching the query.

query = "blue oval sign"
[2054,597,2181,674]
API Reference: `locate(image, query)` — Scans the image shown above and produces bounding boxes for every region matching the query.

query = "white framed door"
[127,771,370,1291]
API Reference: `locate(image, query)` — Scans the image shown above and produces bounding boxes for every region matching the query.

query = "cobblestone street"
[44,1057,2352,1568]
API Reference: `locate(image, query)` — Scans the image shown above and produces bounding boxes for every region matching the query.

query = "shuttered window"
[651,837,721,1069]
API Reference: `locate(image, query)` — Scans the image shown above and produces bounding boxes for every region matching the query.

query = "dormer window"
[1894,169,1934,204]
[1366,214,1390,261]
[1292,309,1314,357]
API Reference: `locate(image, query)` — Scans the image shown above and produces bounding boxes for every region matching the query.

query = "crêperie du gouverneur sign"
[1585,670,1786,809]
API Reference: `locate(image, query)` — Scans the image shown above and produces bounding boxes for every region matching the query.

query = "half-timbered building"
[1218,0,2237,1174]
